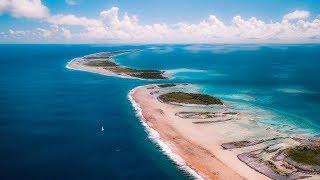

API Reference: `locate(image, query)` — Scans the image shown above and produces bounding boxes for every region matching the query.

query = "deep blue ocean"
[1,44,320,179]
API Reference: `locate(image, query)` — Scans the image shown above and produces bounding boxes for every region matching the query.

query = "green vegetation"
[158,92,223,105]
[158,84,176,88]
[84,60,117,67]
[108,66,165,79]
[130,71,165,79]
[286,146,320,166]
[108,66,134,73]
[81,58,166,79]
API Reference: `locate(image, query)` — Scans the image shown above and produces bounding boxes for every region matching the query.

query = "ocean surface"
[1,44,320,179]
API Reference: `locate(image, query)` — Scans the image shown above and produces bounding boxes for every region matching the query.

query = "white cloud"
[37,28,52,38]
[100,7,121,27]
[3,26,73,41]
[0,0,49,19]
[65,0,77,5]
[61,27,72,38]
[0,0,10,13]
[9,29,27,36]
[61,8,320,43]
[1,5,320,43]
[47,14,103,27]
[283,10,310,21]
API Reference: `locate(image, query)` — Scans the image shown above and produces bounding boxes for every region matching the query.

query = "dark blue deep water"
[0,44,320,179]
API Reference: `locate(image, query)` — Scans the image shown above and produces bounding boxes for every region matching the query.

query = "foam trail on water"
[276,88,314,94]
[166,68,207,73]
[128,86,203,180]
[220,94,256,102]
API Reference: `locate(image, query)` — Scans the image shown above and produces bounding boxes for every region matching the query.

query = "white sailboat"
[101,126,104,132]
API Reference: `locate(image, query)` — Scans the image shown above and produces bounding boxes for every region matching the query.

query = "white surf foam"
[163,68,207,79]
[276,88,313,94]
[220,94,256,102]
[165,68,206,74]
[65,57,80,70]
[128,86,203,180]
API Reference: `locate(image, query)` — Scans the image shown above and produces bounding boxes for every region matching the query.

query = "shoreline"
[128,86,203,179]
[129,84,248,179]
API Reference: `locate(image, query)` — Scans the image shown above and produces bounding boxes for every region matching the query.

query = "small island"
[158,92,223,105]
[67,51,167,80]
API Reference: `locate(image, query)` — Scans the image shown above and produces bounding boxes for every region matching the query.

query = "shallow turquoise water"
[0,44,319,179]
[116,44,320,134]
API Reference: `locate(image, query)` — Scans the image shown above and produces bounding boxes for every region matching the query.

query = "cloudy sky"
[0,0,320,43]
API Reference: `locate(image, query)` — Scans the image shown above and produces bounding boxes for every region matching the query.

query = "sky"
[0,0,320,43]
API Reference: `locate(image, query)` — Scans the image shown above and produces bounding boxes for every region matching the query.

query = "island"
[129,83,320,179]
[158,92,223,105]
[67,51,320,179]
[67,51,167,80]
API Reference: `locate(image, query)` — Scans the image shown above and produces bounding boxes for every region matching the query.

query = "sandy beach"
[129,84,320,180]
[66,57,135,79]
[129,84,265,179]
